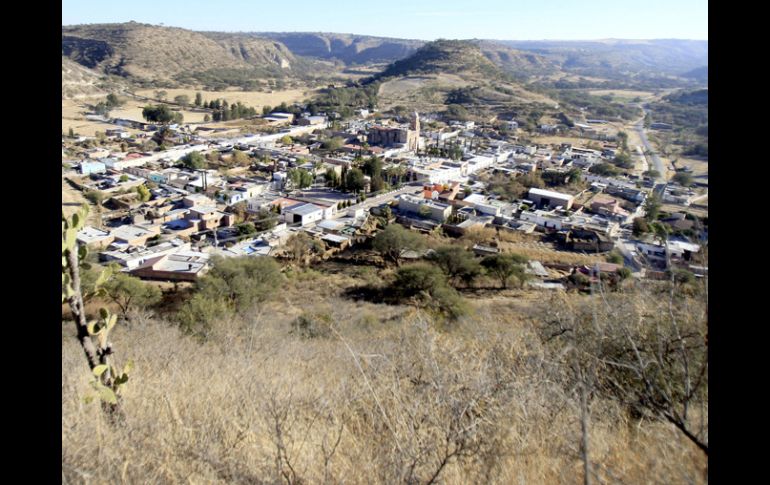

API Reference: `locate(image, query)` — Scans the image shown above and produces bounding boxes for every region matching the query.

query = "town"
[63,97,707,289]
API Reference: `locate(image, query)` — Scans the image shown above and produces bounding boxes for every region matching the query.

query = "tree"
[285,232,324,266]
[174,94,190,107]
[632,218,650,237]
[179,256,283,336]
[287,168,313,189]
[230,149,251,166]
[135,184,151,202]
[589,163,620,176]
[194,92,203,107]
[344,168,366,193]
[84,190,105,206]
[322,137,344,151]
[253,208,278,232]
[119,174,129,183]
[672,171,693,187]
[68,127,75,138]
[427,245,483,287]
[613,153,633,169]
[373,224,424,267]
[280,135,293,145]
[203,114,211,122]
[105,93,123,108]
[181,151,207,170]
[643,169,661,179]
[324,168,340,188]
[644,194,662,220]
[481,253,529,289]
[62,205,128,416]
[103,273,162,319]
[370,174,385,193]
[362,156,383,178]
[142,105,183,124]
[391,263,468,319]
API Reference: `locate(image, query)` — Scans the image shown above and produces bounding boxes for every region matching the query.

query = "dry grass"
[62,268,706,484]
[134,88,318,110]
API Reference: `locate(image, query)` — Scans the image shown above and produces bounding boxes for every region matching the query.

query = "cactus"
[62,204,130,417]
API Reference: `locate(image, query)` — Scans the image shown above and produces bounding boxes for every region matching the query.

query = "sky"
[62,0,708,41]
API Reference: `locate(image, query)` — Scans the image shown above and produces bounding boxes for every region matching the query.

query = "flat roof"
[285,202,323,216]
[528,187,574,200]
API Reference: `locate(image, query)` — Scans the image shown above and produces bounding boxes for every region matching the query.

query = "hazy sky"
[62,0,708,41]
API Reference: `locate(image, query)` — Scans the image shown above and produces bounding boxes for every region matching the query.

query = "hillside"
[376,39,502,80]
[62,22,296,85]
[258,32,424,65]
[496,39,708,79]
[61,57,107,99]
[474,40,557,79]
[369,40,559,113]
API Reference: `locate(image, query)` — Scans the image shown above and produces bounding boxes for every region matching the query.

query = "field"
[61,87,320,135]
[134,88,318,111]
[674,157,709,186]
[587,89,657,102]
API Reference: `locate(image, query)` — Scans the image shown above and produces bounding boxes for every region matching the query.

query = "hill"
[62,22,297,85]
[682,66,708,84]
[258,32,424,65]
[495,39,708,79]
[375,39,502,80]
[473,40,557,79]
[369,40,559,114]
[61,57,107,99]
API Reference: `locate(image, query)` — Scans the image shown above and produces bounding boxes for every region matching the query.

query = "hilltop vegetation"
[375,40,502,80]
[62,22,326,88]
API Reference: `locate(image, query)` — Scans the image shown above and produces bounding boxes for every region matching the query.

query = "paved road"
[334,183,423,218]
[632,106,667,184]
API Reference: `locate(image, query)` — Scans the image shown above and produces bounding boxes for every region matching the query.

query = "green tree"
[181,151,207,170]
[84,190,105,206]
[194,92,203,107]
[105,93,123,108]
[644,194,662,220]
[103,273,162,319]
[68,127,75,138]
[427,245,483,287]
[280,135,293,145]
[203,114,211,122]
[481,253,529,289]
[135,184,151,202]
[391,263,468,319]
[672,171,693,187]
[194,256,281,311]
[632,218,650,237]
[322,137,344,151]
[373,224,424,266]
[285,232,324,266]
[174,94,190,107]
[253,208,278,232]
[231,149,251,166]
[344,168,366,193]
[142,105,183,124]
[325,168,340,188]
[119,174,129,183]
[643,169,661,179]
[287,168,313,189]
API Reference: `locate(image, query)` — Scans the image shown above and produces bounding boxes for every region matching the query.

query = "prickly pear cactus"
[62,205,129,413]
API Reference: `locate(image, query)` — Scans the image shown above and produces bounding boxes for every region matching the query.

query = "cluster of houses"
[65,104,704,285]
